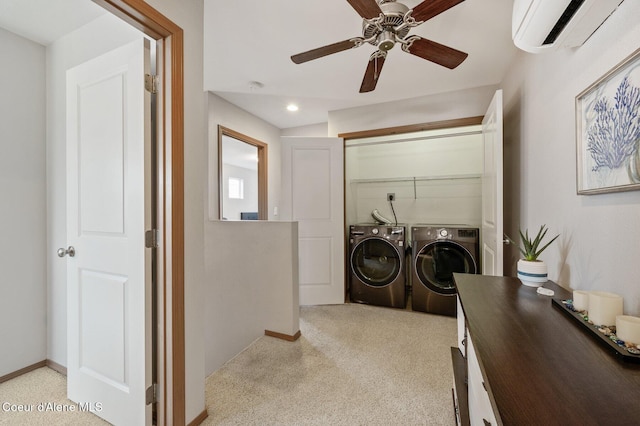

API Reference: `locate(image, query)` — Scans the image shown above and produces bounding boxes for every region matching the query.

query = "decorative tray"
[552,298,640,363]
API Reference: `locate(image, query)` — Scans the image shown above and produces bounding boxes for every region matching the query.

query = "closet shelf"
[350,174,481,184]
[350,174,480,200]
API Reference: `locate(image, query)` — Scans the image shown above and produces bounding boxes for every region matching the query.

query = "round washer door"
[351,237,402,288]
[414,241,476,294]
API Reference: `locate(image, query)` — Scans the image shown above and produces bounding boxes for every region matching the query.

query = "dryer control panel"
[412,226,478,242]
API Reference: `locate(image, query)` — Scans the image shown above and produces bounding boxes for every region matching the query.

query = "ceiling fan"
[291,0,468,93]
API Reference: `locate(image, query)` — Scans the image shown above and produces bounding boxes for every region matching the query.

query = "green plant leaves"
[506,225,559,261]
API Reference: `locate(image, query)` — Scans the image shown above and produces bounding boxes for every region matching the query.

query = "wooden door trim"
[91,1,185,424]
[337,116,484,140]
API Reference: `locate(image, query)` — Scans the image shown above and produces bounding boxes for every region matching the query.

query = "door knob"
[57,246,76,258]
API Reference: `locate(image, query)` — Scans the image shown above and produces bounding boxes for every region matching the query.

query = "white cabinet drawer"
[466,332,498,426]
[457,296,466,357]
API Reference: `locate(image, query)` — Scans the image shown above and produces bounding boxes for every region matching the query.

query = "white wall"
[205,93,301,377]
[204,221,299,375]
[281,122,328,137]
[345,129,483,227]
[501,0,640,315]
[46,10,144,372]
[208,93,282,220]
[328,85,498,136]
[0,28,46,377]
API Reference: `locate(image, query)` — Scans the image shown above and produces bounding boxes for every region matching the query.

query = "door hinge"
[146,383,158,405]
[145,229,159,248]
[145,73,159,94]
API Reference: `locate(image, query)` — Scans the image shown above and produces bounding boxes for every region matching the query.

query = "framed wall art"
[576,48,640,195]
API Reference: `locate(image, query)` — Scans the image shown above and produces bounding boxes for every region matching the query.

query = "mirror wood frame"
[218,125,268,220]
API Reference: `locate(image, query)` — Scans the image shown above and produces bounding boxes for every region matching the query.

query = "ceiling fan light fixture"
[377,30,396,51]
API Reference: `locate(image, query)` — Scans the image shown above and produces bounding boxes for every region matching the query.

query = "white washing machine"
[411,225,479,316]
[349,224,406,309]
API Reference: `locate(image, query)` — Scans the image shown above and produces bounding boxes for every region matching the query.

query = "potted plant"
[507,225,559,287]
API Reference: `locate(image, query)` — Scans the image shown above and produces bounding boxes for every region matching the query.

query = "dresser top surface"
[454,273,640,425]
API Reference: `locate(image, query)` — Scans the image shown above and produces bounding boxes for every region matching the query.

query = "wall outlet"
[387,193,395,202]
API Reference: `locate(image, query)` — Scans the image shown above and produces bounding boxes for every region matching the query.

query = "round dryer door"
[415,241,476,295]
[351,237,401,288]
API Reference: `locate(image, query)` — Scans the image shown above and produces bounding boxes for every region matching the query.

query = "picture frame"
[576,48,640,195]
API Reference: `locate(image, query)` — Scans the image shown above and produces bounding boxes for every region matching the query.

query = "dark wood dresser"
[452,273,640,425]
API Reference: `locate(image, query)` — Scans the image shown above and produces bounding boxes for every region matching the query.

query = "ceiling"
[222,135,259,170]
[0,0,105,45]
[0,0,519,130]
[204,0,519,129]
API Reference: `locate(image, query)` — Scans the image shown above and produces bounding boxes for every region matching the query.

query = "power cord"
[389,198,398,226]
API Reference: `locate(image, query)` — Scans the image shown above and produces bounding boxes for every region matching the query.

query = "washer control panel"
[350,225,405,242]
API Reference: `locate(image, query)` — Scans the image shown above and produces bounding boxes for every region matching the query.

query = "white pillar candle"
[588,291,623,326]
[572,290,590,311]
[616,316,640,345]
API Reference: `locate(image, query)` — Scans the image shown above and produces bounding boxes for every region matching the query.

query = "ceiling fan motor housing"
[362,1,410,48]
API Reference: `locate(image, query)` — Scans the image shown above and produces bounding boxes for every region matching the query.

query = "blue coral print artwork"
[578,55,640,194]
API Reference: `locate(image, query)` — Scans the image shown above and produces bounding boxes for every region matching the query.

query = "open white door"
[65,39,152,425]
[281,137,345,305]
[481,90,504,276]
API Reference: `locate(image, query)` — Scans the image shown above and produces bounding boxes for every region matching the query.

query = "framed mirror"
[218,126,267,220]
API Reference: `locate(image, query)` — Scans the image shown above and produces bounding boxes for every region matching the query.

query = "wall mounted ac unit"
[512,0,624,53]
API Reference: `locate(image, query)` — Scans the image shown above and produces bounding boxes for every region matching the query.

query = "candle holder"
[552,298,640,363]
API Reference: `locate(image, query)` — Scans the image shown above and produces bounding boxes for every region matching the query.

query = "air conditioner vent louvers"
[512,0,623,53]
[543,0,585,45]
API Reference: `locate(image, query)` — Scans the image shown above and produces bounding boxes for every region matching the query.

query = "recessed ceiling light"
[287,104,299,112]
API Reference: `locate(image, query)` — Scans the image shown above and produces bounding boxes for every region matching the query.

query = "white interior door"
[281,137,345,305]
[481,89,504,276]
[65,39,151,425]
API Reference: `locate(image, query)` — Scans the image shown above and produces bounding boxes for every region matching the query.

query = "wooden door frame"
[91,1,185,424]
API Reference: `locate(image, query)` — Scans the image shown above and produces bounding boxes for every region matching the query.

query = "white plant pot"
[517,259,548,287]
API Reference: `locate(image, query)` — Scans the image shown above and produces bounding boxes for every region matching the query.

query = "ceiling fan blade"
[411,0,465,22]
[291,38,361,64]
[405,37,468,69]
[346,0,383,19]
[360,53,386,93]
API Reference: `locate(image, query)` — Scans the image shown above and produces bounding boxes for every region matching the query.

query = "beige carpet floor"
[0,367,107,425]
[0,303,457,425]
[203,303,457,425]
